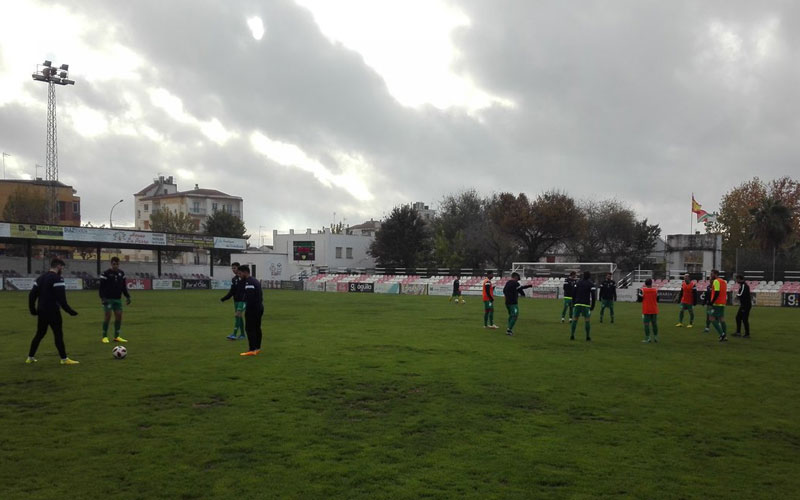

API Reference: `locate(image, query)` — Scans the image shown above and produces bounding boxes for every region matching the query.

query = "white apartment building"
[134,176,243,232]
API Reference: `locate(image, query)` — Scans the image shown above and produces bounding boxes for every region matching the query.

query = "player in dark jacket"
[702,282,713,332]
[98,256,131,343]
[220,262,246,340]
[570,271,596,341]
[26,258,80,365]
[733,274,752,338]
[598,273,617,323]
[238,265,264,356]
[502,272,532,336]
[561,271,577,323]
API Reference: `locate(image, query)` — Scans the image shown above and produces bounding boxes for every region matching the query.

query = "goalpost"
[510,262,617,299]
[511,262,617,278]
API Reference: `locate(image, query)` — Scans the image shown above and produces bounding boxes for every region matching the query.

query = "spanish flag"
[692,194,717,223]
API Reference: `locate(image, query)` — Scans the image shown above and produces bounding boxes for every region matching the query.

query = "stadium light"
[31,59,75,223]
[110,199,124,228]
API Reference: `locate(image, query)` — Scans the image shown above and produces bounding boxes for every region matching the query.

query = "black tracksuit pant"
[736,305,751,335]
[244,307,263,351]
[29,312,67,358]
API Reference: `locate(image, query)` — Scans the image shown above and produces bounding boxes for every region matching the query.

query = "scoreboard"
[293,241,315,261]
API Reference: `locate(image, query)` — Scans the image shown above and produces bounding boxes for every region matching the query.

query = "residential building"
[0,178,80,225]
[134,175,243,231]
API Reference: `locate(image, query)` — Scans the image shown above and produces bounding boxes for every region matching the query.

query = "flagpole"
[690,193,694,234]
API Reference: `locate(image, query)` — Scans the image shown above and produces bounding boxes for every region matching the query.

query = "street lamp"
[2,152,9,179]
[110,199,124,228]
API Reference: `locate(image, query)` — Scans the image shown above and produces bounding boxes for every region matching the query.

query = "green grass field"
[1,290,798,499]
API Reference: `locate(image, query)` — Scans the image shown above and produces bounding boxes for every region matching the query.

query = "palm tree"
[750,197,793,280]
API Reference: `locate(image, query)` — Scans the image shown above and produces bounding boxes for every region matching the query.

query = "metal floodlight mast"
[31,60,75,223]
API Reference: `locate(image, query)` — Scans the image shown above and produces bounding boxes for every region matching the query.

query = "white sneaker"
[489,325,499,329]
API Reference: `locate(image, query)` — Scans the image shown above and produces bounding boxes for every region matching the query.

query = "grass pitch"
[1,290,798,499]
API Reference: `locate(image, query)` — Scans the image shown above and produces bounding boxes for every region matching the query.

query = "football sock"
[508,314,517,331]
[114,320,121,335]
[570,319,578,336]
[484,311,489,327]
[651,321,658,337]
[584,321,590,338]
[712,320,723,335]
[489,311,494,325]
[679,310,684,323]
[644,324,651,339]
[102,321,109,336]
[689,309,695,323]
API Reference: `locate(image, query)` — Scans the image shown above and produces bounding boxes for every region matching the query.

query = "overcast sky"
[1,0,797,244]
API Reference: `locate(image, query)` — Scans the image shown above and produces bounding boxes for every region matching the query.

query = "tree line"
[369,190,661,272]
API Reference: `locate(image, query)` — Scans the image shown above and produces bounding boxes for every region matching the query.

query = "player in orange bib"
[638,278,659,343]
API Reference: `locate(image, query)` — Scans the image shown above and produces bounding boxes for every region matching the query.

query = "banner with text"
[152,279,182,290]
[126,278,152,290]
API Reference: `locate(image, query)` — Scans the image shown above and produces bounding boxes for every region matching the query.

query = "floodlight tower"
[32,60,75,223]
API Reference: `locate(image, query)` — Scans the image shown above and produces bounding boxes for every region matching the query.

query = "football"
[112,345,127,359]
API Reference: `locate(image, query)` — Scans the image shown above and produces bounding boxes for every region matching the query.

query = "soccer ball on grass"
[112,345,127,359]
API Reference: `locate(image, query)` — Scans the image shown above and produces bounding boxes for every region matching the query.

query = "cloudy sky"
[1,1,797,244]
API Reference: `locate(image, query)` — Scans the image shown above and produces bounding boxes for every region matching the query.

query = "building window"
[72,202,79,215]
[137,210,141,219]
[144,204,149,212]
[144,221,150,229]
[212,202,218,212]
[335,247,342,259]
[346,247,353,259]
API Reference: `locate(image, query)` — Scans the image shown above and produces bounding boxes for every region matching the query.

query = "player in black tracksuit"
[570,271,596,341]
[27,258,79,364]
[220,262,246,340]
[734,274,752,338]
[238,265,264,355]
[598,273,617,323]
[502,272,532,336]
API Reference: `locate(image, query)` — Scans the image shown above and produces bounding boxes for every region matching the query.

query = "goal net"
[510,262,617,299]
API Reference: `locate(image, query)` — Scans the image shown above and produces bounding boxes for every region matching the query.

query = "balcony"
[188,207,207,216]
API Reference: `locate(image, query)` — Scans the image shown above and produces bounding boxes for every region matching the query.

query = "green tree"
[481,195,520,270]
[149,208,197,262]
[750,197,793,251]
[369,205,432,269]
[2,187,49,223]
[617,219,662,271]
[203,210,247,265]
[712,176,800,269]
[433,190,489,269]
[490,191,580,262]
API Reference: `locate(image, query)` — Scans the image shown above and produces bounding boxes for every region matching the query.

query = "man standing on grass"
[27,258,80,365]
[733,274,752,338]
[561,271,577,323]
[482,271,498,329]
[676,273,696,328]
[598,272,617,323]
[702,280,713,333]
[639,278,659,343]
[99,256,130,344]
[238,265,264,356]
[220,261,246,340]
[449,277,464,304]
[503,272,532,336]
[708,269,729,342]
[570,271,596,341]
